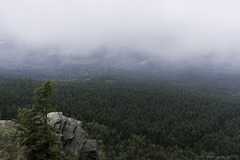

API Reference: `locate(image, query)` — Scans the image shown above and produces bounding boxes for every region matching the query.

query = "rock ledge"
[47,112,101,160]
[0,112,101,160]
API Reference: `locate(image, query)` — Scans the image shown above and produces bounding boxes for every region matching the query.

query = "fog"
[1,0,240,69]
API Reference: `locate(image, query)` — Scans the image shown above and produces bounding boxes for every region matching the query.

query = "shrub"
[0,122,26,160]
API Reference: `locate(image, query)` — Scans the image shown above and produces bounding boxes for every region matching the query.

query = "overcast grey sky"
[1,0,240,64]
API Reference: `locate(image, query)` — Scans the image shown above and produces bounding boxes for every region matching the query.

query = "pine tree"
[16,80,62,160]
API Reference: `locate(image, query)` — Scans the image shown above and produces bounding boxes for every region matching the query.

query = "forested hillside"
[1,75,240,159]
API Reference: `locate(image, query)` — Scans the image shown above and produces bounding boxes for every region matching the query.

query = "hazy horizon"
[1,0,240,70]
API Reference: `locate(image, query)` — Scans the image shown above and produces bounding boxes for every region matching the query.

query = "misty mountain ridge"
[1,35,240,83]
[0,37,238,70]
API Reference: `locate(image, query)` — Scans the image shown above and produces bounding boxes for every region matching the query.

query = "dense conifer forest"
[1,73,240,159]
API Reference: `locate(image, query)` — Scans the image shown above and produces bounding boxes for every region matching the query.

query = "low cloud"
[1,0,240,67]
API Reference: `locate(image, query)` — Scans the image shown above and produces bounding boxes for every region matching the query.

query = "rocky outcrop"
[0,113,101,160]
[0,120,12,125]
[47,112,101,160]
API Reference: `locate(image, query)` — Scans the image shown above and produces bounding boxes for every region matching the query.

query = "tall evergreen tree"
[16,80,62,160]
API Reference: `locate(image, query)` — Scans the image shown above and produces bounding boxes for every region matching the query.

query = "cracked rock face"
[47,112,101,160]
